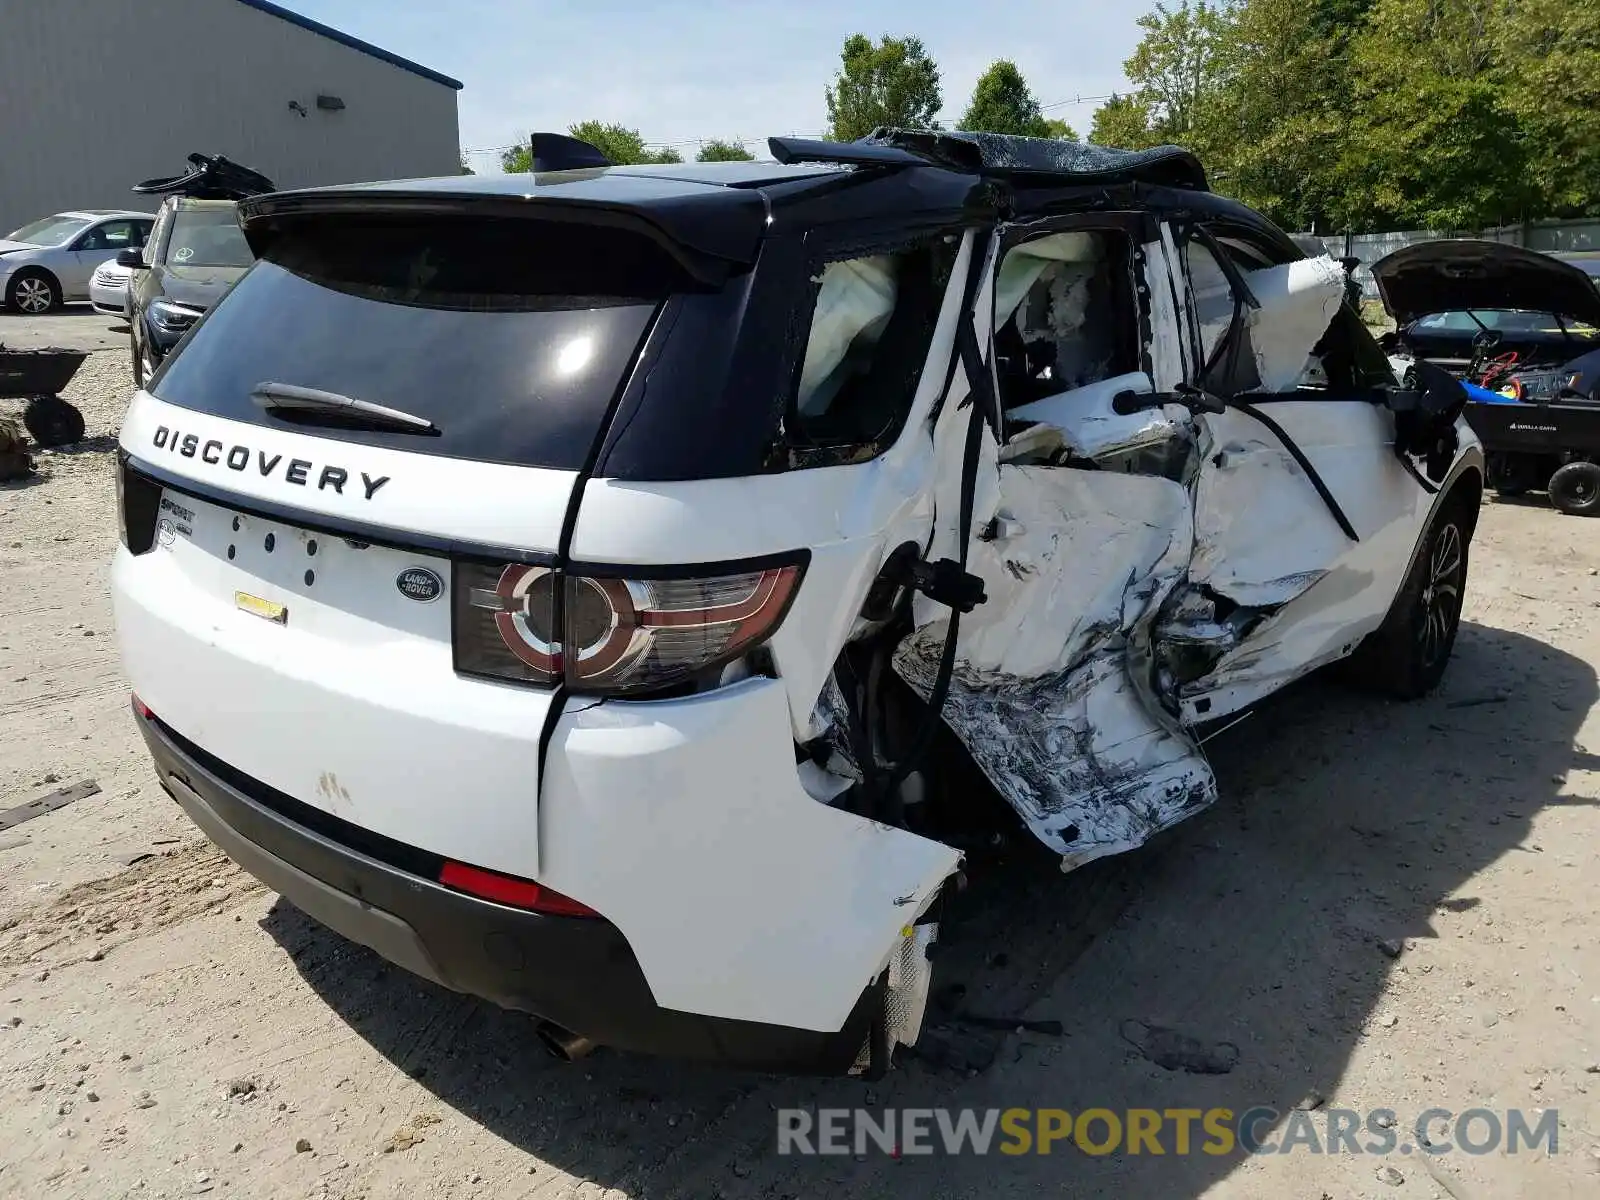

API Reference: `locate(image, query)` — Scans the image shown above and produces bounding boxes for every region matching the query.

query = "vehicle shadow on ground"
[38,435,120,456]
[265,619,1594,1199]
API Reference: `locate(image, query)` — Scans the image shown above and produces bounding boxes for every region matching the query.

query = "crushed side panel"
[895,465,1217,861]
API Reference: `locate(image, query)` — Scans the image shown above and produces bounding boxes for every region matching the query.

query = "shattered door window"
[994,230,1180,472]
[1185,233,1350,396]
[993,231,1139,411]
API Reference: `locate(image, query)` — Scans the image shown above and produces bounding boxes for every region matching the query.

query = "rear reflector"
[132,694,154,720]
[438,860,599,918]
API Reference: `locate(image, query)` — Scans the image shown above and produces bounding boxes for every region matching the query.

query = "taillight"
[116,456,162,554]
[452,557,805,696]
[438,860,599,917]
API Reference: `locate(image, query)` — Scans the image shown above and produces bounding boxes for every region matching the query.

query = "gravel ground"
[1,351,1599,1199]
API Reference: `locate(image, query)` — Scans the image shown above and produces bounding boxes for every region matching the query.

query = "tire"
[131,327,157,390]
[1344,500,1470,699]
[6,269,61,314]
[1547,461,1600,517]
[22,395,86,448]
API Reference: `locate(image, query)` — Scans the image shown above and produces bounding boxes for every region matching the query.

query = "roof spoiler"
[767,136,952,170]
[530,132,612,172]
[133,153,277,200]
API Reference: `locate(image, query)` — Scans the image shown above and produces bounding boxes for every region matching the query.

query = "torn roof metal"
[773,129,1210,193]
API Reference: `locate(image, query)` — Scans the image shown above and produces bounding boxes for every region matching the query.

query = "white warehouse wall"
[0,0,462,232]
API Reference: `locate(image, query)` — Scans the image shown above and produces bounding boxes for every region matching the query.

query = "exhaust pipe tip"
[535,1020,597,1062]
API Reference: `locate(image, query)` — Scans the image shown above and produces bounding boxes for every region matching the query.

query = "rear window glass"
[165,205,252,268]
[1414,310,1600,337]
[151,216,685,470]
[8,215,89,246]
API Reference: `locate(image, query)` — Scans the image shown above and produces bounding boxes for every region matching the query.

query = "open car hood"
[1373,240,1600,328]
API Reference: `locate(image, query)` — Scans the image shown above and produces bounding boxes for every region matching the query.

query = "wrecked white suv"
[112,130,1482,1076]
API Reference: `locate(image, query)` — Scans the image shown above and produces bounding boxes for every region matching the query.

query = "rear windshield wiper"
[250,382,439,435]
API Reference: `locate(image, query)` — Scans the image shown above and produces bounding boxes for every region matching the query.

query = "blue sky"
[273,1,1145,171]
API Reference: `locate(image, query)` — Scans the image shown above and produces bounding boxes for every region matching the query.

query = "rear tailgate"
[113,208,693,877]
[116,434,566,878]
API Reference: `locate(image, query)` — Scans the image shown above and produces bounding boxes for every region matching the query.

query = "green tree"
[1122,1,1232,149]
[1338,0,1530,230]
[825,34,942,141]
[1040,118,1080,141]
[1495,0,1600,215]
[459,153,474,176]
[1208,0,1366,229]
[1088,93,1157,149]
[960,60,1054,137]
[567,121,683,164]
[500,140,532,173]
[696,139,755,162]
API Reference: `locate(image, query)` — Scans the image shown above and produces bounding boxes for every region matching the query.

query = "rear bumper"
[137,708,874,1074]
[113,474,959,1042]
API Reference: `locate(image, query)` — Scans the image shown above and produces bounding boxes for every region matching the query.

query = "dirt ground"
[2,348,1599,1200]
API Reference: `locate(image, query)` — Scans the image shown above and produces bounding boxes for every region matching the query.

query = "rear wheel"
[6,270,60,314]
[131,327,157,390]
[22,395,86,448]
[1548,461,1600,517]
[1344,500,1469,699]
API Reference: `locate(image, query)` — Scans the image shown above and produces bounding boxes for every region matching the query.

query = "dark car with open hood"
[1375,241,1600,514]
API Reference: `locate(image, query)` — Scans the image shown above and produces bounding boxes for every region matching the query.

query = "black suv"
[121,197,255,388]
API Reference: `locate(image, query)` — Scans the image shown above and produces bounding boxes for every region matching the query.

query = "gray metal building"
[0,0,463,233]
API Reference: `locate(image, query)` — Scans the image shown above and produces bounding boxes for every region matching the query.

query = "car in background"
[90,257,136,319]
[1378,245,1600,381]
[1374,241,1600,513]
[124,197,254,387]
[0,211,154,313]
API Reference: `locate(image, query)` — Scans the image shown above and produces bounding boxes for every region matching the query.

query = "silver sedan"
[0,210,154,314]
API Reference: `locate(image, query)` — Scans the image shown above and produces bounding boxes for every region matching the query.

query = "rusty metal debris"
[0,779,100,831]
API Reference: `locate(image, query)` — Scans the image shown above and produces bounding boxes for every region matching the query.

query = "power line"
[465,93,1123,159]
[1039,92,1119,111]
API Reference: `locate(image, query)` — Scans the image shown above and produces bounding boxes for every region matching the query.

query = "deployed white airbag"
[994,231,1100,329]
[797,256,898,417]
[1006,370,1187,461]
